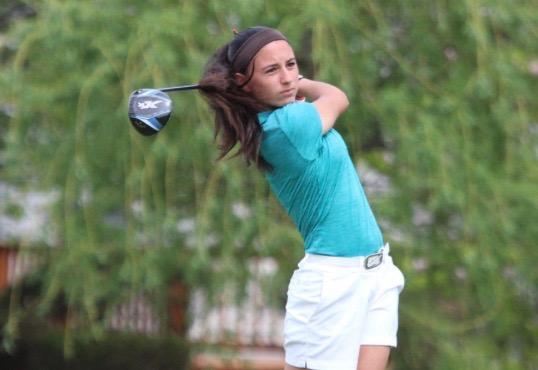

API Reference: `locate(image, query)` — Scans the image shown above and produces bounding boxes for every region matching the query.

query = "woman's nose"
[281,69,293,84]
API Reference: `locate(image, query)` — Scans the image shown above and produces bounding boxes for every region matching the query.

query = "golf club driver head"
[128,89,172,136]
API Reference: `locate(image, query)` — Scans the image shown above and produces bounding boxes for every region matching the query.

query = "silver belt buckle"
[365,252,383,269]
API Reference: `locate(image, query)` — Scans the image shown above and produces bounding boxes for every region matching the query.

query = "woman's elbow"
[339,90,350,113]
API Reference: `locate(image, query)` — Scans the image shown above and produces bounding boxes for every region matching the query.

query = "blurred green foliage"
[0,310,190,370]
[0,0,537,369]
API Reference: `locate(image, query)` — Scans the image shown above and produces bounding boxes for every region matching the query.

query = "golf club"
[128,84,201,136]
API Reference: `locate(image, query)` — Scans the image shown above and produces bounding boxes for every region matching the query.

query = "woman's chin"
[281,97,298,106]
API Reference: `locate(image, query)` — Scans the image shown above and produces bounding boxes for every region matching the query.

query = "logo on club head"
[138,100,162,109]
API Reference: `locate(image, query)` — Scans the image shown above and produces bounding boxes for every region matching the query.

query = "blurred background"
[0,0,537,369]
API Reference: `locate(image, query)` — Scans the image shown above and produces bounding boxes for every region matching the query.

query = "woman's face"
[236,40,299,108]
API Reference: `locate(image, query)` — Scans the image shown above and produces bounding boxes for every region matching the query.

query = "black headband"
[229,28,288,73]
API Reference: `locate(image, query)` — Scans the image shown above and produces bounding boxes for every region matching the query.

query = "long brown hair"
[199,27,277,172]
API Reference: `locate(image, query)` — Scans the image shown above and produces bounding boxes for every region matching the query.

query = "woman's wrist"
[296,75,306,101]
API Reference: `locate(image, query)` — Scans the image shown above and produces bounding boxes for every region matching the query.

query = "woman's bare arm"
[297,78,349,134]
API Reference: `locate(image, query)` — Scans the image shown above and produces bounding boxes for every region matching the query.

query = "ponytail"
[199,39,272,172]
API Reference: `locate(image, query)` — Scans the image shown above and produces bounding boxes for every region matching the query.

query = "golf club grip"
[158,84,201,92]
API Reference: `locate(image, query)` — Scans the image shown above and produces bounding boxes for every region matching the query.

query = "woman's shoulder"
[260,102,319,125]
[280,101,317,116]
[261,102,323,156]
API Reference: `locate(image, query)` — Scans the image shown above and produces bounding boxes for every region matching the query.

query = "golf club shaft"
[158,84,201,92]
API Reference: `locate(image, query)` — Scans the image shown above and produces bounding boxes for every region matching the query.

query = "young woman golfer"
[199,26,405,370]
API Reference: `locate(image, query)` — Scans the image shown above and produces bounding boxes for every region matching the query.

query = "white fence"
[1,247,285,347]
[188,281,284,346]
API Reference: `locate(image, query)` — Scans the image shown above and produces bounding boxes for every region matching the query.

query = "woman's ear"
[234,73,251,92]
